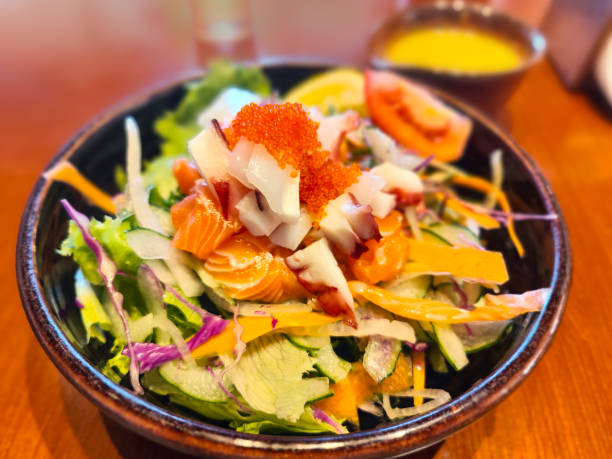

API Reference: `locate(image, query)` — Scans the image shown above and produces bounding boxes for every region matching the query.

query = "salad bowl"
[16,64,570,458]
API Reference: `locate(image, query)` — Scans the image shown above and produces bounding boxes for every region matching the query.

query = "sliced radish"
[235,191,283,236]
[371,162,424,206]
[319,195,366,258]
[245,144,300,222]
[125,117,167,235]
[228,137,254,187]
[342,196,381,242]
[370,191,397,218]
[269,208,313,250]
[285,239,356,326]
[315,110,360,159]
[363,127,424,170]
[346,170,385,206]
[188,123,232,208]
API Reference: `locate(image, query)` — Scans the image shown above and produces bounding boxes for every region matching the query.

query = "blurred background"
[2,0,609,142]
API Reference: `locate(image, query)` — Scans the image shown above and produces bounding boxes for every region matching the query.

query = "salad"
[53,61,555,435]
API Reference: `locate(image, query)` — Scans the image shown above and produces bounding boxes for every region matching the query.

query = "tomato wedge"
[365,70,472,162]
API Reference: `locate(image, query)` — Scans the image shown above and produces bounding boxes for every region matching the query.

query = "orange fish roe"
[226,103,361,213]
[301,161,361,214]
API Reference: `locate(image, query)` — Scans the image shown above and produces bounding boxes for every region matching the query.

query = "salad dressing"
[383,26,525,73]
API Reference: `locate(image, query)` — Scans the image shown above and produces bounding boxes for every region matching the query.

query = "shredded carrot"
[435,192,500,229]
[348,281,541,323]
[412,351,426,406]
[44,161,116,214]
[450,175,524,257]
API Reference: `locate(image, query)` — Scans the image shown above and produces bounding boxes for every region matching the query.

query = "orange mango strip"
[191,311,338,359]
[435,192,500,230]
[408,239,509,284]
[412,351,426,406]
[450,175,524,257]
[348,281,541,323]
[44,161,116,214]
[314,362,376,424]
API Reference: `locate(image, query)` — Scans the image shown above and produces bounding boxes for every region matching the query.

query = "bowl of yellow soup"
[368,1,546,113]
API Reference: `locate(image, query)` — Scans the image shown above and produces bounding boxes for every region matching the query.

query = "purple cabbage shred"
[312,408,346,434]
[61,199,143,394]
[412,154,434,172]
[404,341,429,352]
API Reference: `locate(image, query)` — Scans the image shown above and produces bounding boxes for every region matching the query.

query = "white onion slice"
[382,389,451,419]
[125,117,167,235]
[245,144,300,222]
[235,191,283,236]
[269,208,313,250]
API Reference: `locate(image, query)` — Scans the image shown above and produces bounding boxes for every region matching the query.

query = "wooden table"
[2,1,611,458]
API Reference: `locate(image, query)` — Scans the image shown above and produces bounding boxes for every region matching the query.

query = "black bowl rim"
[16,64,571,457]
[368,0,547,80]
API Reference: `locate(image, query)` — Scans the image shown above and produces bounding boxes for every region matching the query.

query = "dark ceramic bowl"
[17,65,570,458]
[368,2,547,114]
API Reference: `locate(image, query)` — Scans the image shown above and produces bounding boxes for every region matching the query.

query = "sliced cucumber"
[427,344,449,373]
[432,276,453,288]
[363,336,402,383]
[410,320,434,343]
[381,274,432,299]
[313,344,352,383]
[435,283,459,306]
[150,206,175,236]
[166,251,205,297]
[426,222,480,247]
[432,322,469,371]
[463,282,484,305]
[286,335,329,351]
[436,281,483,307]
[419,321,435,340]
[452,321,513,354]
[158,360,228,403]
[126,227,173,259]
[145,259,176,285]
[192,264,235,312]
[420,228,451,246]
[286,335,352,383]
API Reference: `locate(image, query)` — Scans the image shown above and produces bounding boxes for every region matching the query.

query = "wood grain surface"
[2,1,611,458]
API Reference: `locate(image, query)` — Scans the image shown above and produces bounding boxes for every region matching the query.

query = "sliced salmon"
[349,229,410,284]
[173,158,202,195]
[205,232,308,303]
[171,184,241,259]
[348,211,409,284]
[376,210,404,236]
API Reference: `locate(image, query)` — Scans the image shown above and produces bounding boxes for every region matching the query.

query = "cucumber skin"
[363,337,402,383]
[463,322,514,354]
[432,323,469,371]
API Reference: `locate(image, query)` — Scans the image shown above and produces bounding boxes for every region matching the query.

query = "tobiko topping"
[226,103,361,213]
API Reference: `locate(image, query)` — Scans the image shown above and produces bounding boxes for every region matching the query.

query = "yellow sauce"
[44,161,116,214]
[383,26,525,73]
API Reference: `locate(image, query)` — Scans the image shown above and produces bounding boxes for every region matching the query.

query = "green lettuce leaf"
[154,60,271,157]
[163,289,203,338]
[59,215,142,285]
[102,341,130,384]
[141,369,340,435]
[74,269,112,343]
[142,155,182,202]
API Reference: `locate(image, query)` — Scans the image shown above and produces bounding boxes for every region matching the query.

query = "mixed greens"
[55,61,555,434]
